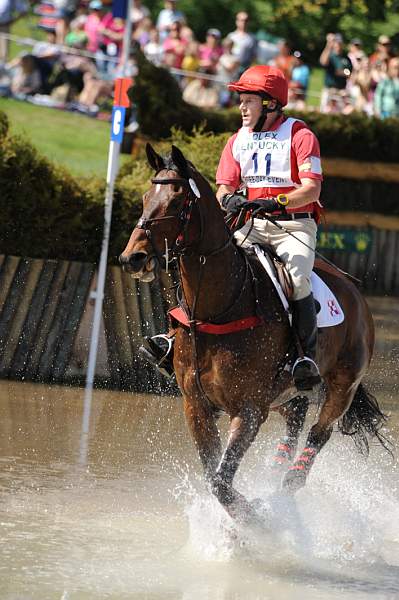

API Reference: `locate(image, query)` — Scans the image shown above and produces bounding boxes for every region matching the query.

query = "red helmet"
[228,65,288,107]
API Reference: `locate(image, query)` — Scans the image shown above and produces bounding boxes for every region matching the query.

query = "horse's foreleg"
[272,395,309,469]
[211,404,266,523]
[283,375,357,493]
[183,396,222,482]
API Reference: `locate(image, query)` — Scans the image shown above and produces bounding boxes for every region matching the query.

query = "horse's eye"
[173,184,181,193]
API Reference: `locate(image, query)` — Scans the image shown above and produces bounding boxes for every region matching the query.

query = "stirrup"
[292,356,321,391]
[139,334,175,378]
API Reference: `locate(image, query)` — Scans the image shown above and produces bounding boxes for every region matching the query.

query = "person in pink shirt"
[84,0,106,53]
[162,20,188,68]
[198,28,223,73]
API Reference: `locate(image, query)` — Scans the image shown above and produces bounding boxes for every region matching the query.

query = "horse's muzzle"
[119,251,157,282]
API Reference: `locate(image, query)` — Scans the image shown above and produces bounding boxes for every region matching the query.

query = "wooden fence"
[0,222,397,390]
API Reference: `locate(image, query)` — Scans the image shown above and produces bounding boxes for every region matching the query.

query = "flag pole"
[79,0,133,466]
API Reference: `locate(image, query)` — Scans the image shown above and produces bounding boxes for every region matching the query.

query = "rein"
[139,171,253,408]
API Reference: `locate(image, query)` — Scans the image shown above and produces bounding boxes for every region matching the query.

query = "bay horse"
[120,143,388,525]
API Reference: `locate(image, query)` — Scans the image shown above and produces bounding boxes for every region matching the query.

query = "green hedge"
[1,110,399,263]
[129,52,399,163]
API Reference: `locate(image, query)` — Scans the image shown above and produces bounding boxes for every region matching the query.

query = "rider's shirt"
[216,116,323,213]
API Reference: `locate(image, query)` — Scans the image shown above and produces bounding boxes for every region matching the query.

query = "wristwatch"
[276,193,289,206]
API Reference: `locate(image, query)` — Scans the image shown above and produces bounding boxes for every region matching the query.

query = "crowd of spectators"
[0,0,398,119]
[319,32,399,118]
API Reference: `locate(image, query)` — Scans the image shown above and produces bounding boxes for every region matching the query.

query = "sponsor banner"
[317,227,372,253]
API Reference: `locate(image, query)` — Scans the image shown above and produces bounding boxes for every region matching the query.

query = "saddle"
[249,244,345,328]
[258,245,294,302]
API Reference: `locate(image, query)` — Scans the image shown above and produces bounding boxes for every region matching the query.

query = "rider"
[216,64,323,390]
[141,64,323,391]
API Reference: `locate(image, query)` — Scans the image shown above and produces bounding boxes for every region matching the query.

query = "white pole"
[79,140,120,466]
[79,0,133,467]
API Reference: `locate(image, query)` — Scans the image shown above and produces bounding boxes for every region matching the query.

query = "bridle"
[136,173,231,270]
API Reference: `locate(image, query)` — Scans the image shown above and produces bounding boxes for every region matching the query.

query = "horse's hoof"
[282,469,306,494]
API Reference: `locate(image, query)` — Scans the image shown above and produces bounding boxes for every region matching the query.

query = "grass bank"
[0,97,116,175]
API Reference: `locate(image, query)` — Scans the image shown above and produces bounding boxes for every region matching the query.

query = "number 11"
[252,152,272,176]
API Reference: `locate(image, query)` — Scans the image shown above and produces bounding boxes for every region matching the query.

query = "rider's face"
[239,93,263,128]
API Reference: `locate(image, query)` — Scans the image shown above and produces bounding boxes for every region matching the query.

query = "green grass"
[0,97,116,175]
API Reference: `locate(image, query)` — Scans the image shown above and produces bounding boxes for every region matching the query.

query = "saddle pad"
[253,245,344,328]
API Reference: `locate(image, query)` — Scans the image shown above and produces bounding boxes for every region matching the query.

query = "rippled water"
[0,298,398,600]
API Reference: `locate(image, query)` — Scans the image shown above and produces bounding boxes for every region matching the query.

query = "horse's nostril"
[129,252,148,266]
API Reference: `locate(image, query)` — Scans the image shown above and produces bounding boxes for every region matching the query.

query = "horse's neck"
[178,198,249,321]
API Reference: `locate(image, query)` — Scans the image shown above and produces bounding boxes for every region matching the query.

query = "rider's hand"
[248,197,282,213]
[220,193,247,214]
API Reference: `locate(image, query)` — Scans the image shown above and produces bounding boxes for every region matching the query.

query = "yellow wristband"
[276,193,289,206]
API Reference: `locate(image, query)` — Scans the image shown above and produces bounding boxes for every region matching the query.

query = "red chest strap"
[168,306,263,335]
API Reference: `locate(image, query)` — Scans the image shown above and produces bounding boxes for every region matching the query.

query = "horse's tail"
[338,383,393,456]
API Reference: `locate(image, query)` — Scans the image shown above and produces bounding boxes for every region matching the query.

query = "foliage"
[0,110,8,140]
[0,128,105,262]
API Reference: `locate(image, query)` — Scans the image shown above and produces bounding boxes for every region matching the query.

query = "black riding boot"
[139,333,175,378]
[291,293,321,391]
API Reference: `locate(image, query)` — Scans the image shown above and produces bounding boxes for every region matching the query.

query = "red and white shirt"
[216,116,323,214]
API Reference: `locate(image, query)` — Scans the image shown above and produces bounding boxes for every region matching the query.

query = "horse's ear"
[171,145,189,178]
[146,143,165,172]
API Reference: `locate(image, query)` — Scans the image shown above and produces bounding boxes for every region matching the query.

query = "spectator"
[84,0,106,54]
[156,0,184,42]
[350,55,373,114]
[198,28,223,73]
[374,57,399,119]
[182,67,218,108]
[31,30,61,93]
[369,35,394,99]
[53,0,79,44]
[255,29,279,65]
[226,11,256,74]
[319,33,352,112]
[181,40,200,75]
[273,39,294,81]
[369,35,394,71]
[10,53,42,96]
[288,50,309,110]
[162,20,188,69]
[348,38,366,73]
[97,12,125,74]
[216,37,240,107]
[131,0,150,29]
[133,15,153,47]
[65,15,88,49]
[0,0,28,64]
[143,26,164,66]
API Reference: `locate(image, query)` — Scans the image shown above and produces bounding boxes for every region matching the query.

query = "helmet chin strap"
[253,98,279,132]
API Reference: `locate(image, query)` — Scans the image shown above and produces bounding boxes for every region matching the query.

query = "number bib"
[232,117,301,189]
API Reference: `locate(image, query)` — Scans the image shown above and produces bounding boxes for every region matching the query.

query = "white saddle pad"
[253,244,344,328]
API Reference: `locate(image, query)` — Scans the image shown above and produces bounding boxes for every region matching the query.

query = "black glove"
[248,198,282,213]
[221,193,247,214]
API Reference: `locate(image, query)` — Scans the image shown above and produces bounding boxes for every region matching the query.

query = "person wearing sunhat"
[84,0,106,54]
[215,65,324,391]
[198,28,223,73]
